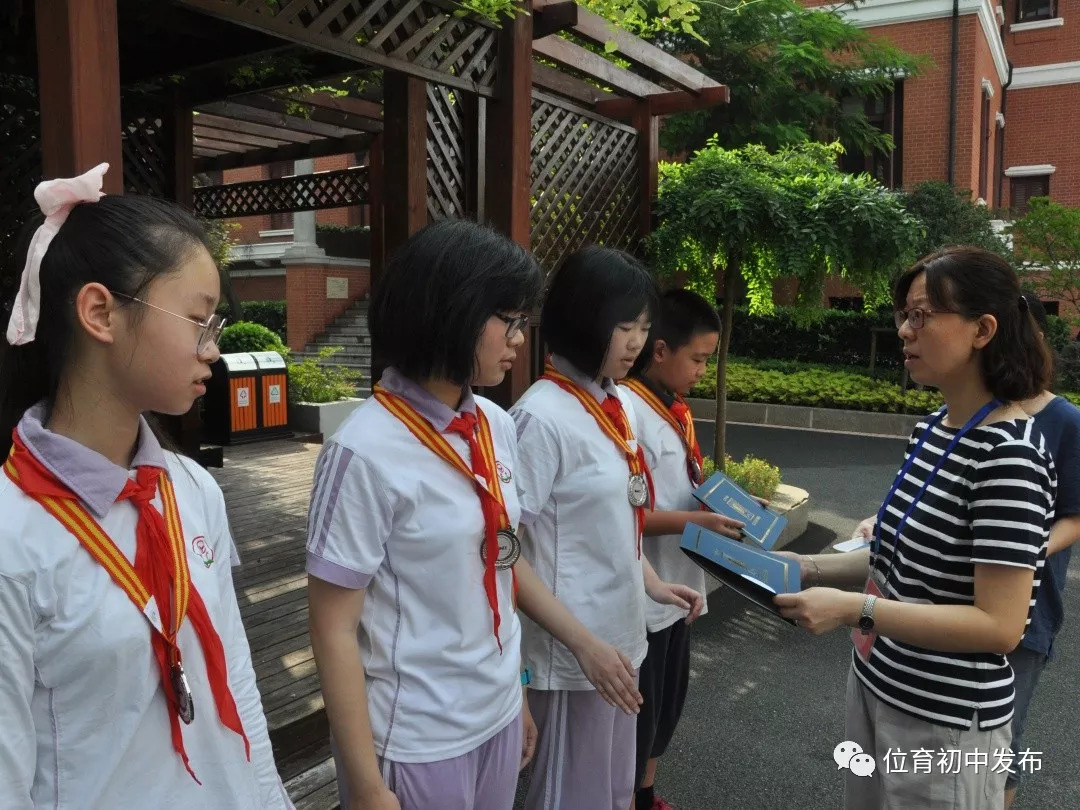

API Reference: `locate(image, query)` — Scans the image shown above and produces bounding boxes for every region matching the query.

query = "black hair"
[631,288,721,375]
[541,245,659,379]
[0,194,213,458]
[893,246,1051,402]
[369,218,542,385]
[1022,293,1049,333]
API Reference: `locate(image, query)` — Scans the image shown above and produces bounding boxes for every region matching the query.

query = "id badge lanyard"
[871,400,1000,588]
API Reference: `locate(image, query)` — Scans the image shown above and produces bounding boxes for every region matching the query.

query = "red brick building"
[796,0,1080,310]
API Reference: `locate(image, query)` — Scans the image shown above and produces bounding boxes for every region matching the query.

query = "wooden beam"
[486,1,534,405]
[197,101,356,139]
[531,60,614,107]
[568,7,721,93]
[232,93,384,133]
[36,0,124,192]
[533,2,578,39]
[172,101,194,209]
[192,113,321,144]
[192,125,289,150]
[192,136,252,154]
[533,35,665,98]
[277,91,384,123]
[594,85,730,120]
[192,133,375,172]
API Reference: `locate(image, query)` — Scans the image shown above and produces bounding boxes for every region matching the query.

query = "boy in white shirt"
[621,289,733,810]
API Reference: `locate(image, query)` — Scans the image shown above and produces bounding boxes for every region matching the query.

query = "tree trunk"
[714,250,740,471]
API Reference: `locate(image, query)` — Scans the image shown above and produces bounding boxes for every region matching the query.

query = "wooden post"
[35,0,124,191]
[368,133,385,292]
[382,71,429,255]
[484,1,533,405]
[631,100,658,249]
[171,99,194,209]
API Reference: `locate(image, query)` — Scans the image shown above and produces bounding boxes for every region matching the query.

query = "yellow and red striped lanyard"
[4,451,189,658]
[541,360,652,556]
[620,377,703,482]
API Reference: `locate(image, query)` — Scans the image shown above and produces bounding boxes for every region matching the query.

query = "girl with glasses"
[306,220,643,810]
[0,165,291,808]
[775,246,1056,809]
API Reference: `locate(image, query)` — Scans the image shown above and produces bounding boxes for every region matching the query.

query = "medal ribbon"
[621,377,704,484]
[4,432,250,783]
[373,385,515,652]
[541,360,653,557]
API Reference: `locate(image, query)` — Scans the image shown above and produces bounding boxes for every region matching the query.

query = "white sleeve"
[511,408,561,528]
[0,573,36,809]
[208,487,295,810]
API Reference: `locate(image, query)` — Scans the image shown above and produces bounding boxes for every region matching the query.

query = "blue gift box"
[693,471,787,551]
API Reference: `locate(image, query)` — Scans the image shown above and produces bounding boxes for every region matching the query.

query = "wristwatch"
[858,594,877,635]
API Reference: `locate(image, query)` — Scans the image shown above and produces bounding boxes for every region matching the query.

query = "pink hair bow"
[6,162,110,346]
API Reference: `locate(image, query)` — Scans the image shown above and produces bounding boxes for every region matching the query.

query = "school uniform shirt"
[854,412,1055,731]
[305,368,522,763]
[511,355,649,691]
[0,404,291,810]
[624,375,709,633]
[1021,396,1080,659]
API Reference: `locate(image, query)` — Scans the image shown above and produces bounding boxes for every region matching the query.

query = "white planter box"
[288,397,365,438]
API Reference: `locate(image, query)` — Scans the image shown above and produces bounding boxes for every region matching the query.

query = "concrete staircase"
[291,299,372,396]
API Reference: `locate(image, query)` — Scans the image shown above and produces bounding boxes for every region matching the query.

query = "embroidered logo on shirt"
[191,536,215,568]
[496,461,512,484]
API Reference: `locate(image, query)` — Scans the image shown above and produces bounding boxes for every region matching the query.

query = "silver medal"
[688,457,703,486]
[628,473,649,507]
[481,528,521,570]
[171,663,195,725]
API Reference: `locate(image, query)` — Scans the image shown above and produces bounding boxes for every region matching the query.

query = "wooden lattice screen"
[529,91,640,272]
[122,111,172,198]
[193,167,370,218]
[426,84,467,220]
[0,84,42,304]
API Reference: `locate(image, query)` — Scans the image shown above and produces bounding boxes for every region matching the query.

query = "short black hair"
[894,246,1051,402]
[632,288,720,375]
[370,219,542,385]
[541,245,659,379]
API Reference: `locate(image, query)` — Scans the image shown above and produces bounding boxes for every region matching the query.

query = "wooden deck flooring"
[209,438,339,808]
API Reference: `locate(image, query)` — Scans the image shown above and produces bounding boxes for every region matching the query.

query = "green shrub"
[729,307,904,369]
[287,347,364,404]
[1044,314,1071,354]
[691,361,943,415]
[216,300,286,339]
[702,454,782,500]
[218,322,288,355]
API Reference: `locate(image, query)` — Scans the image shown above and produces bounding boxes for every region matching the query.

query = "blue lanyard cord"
[872,400,1000,585]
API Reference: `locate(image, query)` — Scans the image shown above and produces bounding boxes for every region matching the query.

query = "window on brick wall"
[839,81,904,189]
[1042,300,1060,317]
[978,93,991,201]
[1011,175,1050,214]
[1017,0,1057,22]
[829,296,865,311]
[268,161,293,231]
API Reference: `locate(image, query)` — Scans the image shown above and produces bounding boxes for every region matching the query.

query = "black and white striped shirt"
[852,412,1056,730]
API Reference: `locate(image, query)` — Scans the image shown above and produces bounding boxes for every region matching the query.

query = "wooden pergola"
[2,0,728,409]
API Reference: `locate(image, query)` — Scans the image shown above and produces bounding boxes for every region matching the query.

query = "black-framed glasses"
[110,291,227,354]
[893,307,958,330]
[495,312,530,339]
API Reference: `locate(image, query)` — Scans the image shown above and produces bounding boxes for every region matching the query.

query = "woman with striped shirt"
[775,247,1056,809]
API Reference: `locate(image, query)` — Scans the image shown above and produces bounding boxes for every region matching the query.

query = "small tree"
[902,181,1010,259]
[1009,198,1080,328]
[649,140,923,466]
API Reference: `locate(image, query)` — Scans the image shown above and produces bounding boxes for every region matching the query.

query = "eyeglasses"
[893,307,958,330]
[495,312,530,339]
[110,291,227,354]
